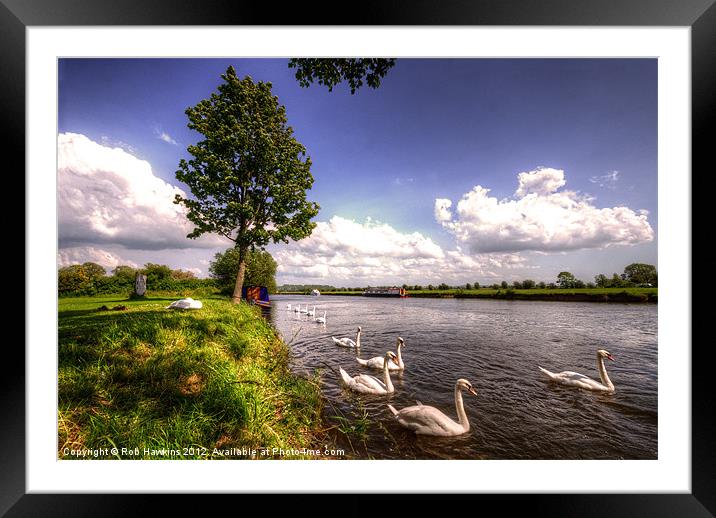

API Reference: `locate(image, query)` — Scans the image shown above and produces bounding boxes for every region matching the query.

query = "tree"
[500,281,508,289]
[209,248,278,295]
[473,281,480,289]
[81,262,106,279]
[556,271,577,289]
[594,274,609,288]
[513,281,523,289]
[288,59,396,94]
[537,281,546,289]
[438,283,450,290]
[175,66,319,303]
[113,265,137,281]
[171,269,196,280]
[623,263,658,286]
[522,279,536,289]
[465,283,472,290]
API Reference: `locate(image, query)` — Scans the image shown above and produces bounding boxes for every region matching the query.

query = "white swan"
[356,337,405,371]
[300,304,308,314]
[293,304,301,313]
[538,349,615,393]
[387,379,477,436]
[307,305,316,317]
[339,352,398,395]
[314,311,326,324]
[332,326,361,348]
[286,303,291,310]
[165,297,203,310]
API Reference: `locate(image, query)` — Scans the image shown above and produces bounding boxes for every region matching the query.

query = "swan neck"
[383,358,394,392]
[597,355,614,391]
[356,329,361,348]
[454,386,469,431]
[396,340,403,367]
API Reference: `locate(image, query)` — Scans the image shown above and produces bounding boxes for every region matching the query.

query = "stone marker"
[134,273,147,296]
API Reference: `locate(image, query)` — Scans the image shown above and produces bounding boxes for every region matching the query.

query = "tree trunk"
[231,245,248,304]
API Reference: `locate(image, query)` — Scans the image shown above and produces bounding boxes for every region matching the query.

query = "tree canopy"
[175,66,319,302]
[623,263,658,286]
[210,248,278,295]
[288,58,396,94]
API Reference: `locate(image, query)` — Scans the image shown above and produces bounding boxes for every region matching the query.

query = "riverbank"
[58,294,328,459]
[278,287,657,303]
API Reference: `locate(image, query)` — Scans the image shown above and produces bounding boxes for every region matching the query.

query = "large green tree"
[175,67,319,303]
[623,263,658,286]
[210,248,278,295]
[556,271,578,289]
[288,58,396,94]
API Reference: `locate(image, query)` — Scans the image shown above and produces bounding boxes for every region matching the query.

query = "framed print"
[5,0,713,514]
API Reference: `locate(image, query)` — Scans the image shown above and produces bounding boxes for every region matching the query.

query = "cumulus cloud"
[434,198,453,223]
[58,132,227,250]
[435,167,653,254]
[514,167,566,197]
[589,170,620,189]
[272,216,525,285]
[58,247,138,271]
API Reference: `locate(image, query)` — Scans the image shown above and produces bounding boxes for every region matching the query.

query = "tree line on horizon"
[276,263,657,293]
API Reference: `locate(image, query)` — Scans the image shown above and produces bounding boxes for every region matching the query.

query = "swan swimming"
[314,311,327,324]
[356,337,405,371]
[387,378,477,436]
[538,349,615,393]
[307,306,316,317]
[165,297,203,310]
[300,304,309,314]
[332,326,361,348]
[339,351,398,395]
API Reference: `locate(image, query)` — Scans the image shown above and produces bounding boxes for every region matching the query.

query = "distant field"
[279,287,657,303]
[58,294,326,459]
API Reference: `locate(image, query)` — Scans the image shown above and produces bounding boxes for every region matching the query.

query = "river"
[268,295,657,459]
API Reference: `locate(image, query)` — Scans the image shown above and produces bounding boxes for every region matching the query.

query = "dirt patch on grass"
[179,373,204,396]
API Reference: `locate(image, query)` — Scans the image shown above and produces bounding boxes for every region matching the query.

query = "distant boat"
[363,286,407,298]
[311,289,320,296]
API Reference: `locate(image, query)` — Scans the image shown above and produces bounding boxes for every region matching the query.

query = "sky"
[57,58,657,286]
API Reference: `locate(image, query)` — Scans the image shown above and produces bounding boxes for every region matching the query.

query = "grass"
[58,294,326,459]
[282,287,657,303]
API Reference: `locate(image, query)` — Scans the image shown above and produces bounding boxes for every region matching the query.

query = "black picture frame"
[5,0,711,515]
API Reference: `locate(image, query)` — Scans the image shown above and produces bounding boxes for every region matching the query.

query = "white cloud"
[393,177,414,186]
[154,128,178,146]
[58,132,228,251]
[514,167,566,197]
[435,167,653,254]
[434,198,453,223]
[589,170,620,189]
[58,247,138,271]
[272,216,525,285]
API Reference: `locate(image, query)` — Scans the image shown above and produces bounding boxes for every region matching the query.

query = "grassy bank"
[58,294,328,459]
[281,287,657,303]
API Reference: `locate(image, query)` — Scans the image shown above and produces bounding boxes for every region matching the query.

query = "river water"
[268,295,657,459]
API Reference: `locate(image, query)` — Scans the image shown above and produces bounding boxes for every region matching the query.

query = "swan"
[300,304,308,314]
[315,311,327,324]
[387,378,477,436]
[332,326,361,348]
[339,352,398,395]
[286,303,291,310]
[165,297,203,310]
[356,337,405,371]
[293,304,301,313]
[307,305,316,317]
[538,349,615,393]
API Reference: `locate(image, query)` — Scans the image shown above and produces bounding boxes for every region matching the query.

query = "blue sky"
[58,58,657,285]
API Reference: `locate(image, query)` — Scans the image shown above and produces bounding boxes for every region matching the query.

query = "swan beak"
[607,354,615,361]
[468,387,478,396]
